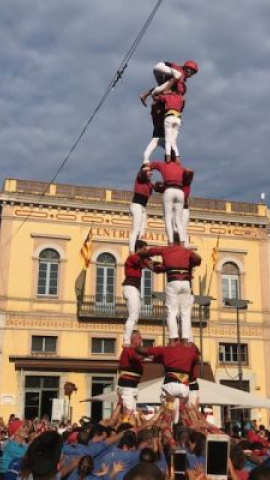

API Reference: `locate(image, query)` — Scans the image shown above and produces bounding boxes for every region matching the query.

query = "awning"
[81,377,270,409]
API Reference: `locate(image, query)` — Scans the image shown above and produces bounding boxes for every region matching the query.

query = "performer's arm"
[141,258,154,271]
[136,346,165,363]
[142,161,164,176]
[139,246,164,259]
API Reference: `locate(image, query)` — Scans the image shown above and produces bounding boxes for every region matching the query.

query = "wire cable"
[0,0,165,260]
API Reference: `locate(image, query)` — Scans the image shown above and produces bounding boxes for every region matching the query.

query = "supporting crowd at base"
[1,401,270,480]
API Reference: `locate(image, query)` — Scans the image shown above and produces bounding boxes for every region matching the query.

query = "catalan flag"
[207,234,220,295]
[80,229,93,269]
[75,229,93,304]
[211,235,220,271]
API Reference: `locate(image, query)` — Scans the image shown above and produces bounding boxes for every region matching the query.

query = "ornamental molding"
[5,315,264,338]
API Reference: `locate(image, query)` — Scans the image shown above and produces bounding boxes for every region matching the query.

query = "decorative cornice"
[5,314,265,338]
[31,233,71,241]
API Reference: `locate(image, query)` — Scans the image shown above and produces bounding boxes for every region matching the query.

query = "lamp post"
[224,298,250,436]
[194,295,213,377]
[224,298,250,390]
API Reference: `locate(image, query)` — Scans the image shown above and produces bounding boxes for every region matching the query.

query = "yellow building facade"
[0,178,270,426]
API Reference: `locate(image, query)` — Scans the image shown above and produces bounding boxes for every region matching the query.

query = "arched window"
[96,253,116,304]
[222,262,240,302]
[37,249,60,296]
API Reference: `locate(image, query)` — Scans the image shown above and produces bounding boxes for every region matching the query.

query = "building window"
[142,339,155,348]
[141,269,153,315]
[31,336,57,353]
[24,376,59,420]
[91,376,115,421]
[222,262,240,302]
[92,338,116,354]
[96,253,116,304]
[37,249,60,296]
[219,343,248,365]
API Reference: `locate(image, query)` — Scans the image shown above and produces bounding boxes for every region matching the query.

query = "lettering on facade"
[84,227,167,243]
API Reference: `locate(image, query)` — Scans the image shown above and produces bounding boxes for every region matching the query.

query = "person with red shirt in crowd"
[153,87,185,163]
[143,160,193,246]
[129,168,153,254]
[143,100,165,164]
[139,244,201,342]
[117,330,144,416]
[122,240,153,346]
[139,60,198,107]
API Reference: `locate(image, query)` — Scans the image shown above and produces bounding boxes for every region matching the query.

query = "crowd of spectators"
[1,408,270,480]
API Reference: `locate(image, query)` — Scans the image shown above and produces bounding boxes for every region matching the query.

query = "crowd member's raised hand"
[186,464,208,480]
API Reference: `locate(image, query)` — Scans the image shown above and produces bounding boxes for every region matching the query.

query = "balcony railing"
[77,295,210,325]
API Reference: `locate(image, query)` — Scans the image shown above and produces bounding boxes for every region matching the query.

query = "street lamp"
[224,298,250,390]
[224,298,250,435]
[194,295,214,376]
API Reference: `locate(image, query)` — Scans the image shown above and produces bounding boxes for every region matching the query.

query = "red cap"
[184,60,199,73]
[8,420,23,437]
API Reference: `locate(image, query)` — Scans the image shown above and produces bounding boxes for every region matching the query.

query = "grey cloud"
[0,0,270,205]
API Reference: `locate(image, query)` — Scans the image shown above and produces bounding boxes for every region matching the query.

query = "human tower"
[117,59,204,420]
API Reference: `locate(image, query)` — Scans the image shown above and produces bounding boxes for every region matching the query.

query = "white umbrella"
[81,377,270,409]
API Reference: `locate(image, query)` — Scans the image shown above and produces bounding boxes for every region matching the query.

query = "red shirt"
[176,81,187,95]
[149,161,186,186]
[182,185,190,199]
[133,171,153,198]
[144,245,201,282]
[146,342,199,375]
[155,92,185,114]
[118,347,144,388]
[183,170,194,200]
[235,471,249,480]
[123,253,149,289]
[165,62,186,79]
[165,62,187,97]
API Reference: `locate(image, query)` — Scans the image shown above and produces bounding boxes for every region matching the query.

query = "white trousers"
[173,206,190,247]
[176,293,194,342]
[163,188,184,244]
[152,62,182,95]
[164,115,181,157]
[162,382,189,399]
[117,386,138,412]
[165,280,192,339]
[143,137,165,164]
[188,389,200,407]
[129,203,147,252]
[182,208,190,247]
[123,285,141,345]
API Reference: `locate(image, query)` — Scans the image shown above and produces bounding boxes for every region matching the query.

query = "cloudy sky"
[1,0,270,203]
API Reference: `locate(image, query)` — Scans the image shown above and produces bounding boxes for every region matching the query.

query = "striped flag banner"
[80,229,93,269]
